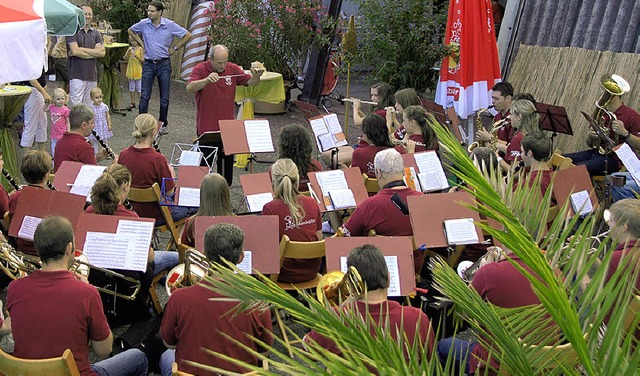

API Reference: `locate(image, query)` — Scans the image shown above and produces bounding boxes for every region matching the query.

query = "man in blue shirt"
[128,1,191,134]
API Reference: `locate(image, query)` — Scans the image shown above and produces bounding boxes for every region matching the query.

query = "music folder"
[175,166,210,207]
[194,215,280,274]
[9,187,86,240]
[308,113,348,152]
[75,213,155,272]
[219,119,275,155]
[307,167,368,212]
[552,164,597,216]
[402,151,449,193]
[325,237,416,297]
[239,172,274,213]
[407,191,482,248]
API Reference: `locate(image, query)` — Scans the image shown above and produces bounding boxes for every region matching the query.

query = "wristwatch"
[623,130,631,140]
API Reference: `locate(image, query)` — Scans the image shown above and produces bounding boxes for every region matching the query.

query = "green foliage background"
[344,0,449,93]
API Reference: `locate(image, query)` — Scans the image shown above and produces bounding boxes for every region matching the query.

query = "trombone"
[70,252,141,301]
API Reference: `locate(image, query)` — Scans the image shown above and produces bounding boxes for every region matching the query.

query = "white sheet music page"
[323,113,348,147]
[614,143,640,186]
[83,232,133,270]
[115,219,154,271]
[328,188,356,210]
[317,170,349,210]
[318,133,336,151]
[310,117,330,151]
[246,192,274,212]
[236,250,252,274]
[69,165,107,199]
[179,150,203,166]
[414,151,449,191]
[340,256,401,296]
[444,218,479,245]
[418,170,448,192]
[384,255,401,296]
[570,190,593,215]
[244,119,275,153]
[178,187,200,207]
[18,215,42,241]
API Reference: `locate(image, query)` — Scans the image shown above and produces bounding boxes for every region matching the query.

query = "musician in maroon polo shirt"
[160,223,273,375]
[519,130,555,204]
[601,199,640,292]
[344,148,424,273]
[53,103,98,172]
[305,244,435,363]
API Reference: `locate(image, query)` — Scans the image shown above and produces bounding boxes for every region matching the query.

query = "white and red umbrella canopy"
[0,0,84,83]
[435,0,502,119]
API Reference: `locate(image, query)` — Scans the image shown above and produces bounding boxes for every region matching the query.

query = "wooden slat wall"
[162,0,193,80]
[508,44,640,154]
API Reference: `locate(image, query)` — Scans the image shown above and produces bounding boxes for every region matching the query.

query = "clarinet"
[46,180,56,191]
[1,169,21,191]
[91,131,116,159]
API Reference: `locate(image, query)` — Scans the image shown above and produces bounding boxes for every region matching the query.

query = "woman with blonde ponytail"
[86,164,135,216]
[262,158,322,283]
[118,113,188,223]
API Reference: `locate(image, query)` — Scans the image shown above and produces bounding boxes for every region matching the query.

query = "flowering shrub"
[206,0,331,80]
[343,0,449,93]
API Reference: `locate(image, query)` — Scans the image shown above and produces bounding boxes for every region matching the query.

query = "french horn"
[165,249,211,296]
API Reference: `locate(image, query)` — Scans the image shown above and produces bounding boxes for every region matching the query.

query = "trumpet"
[165,249,211,296]
[91,130,116,160]
[70,251,141,300]
[316,266,364,307]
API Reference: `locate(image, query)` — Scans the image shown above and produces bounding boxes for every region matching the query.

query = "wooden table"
[0,85,32,191]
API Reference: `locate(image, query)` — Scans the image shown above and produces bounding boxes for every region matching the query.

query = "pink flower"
[249,33,255,38]
[256,43,262,48]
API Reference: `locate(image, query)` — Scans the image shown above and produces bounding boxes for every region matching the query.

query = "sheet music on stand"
[82,219,154,272]
[244,119,275,153]
[614,143,640,186]
[246,192,274,213]
[309,113,348,152]
[443,218,479,245]
[316,170,350,210]
[413,151,449,192]
[69,165,107,200]
[170,142,217,170]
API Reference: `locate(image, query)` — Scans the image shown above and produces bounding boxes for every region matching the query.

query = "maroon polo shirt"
[7,270,111,376]
[161,281,273,375]
[505,131,524,164]
[85,203,138,218]
[495,110,514,143]
[189,61,251,135]
[53,132,96,172]
[306,300,434,361]
[118,146,174,222]
[352,144,405,178]
[262,195,322,283]
[606,240,639,292]
[0,185,8,217]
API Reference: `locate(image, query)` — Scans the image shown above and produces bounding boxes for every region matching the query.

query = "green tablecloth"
[0,85,32,191]
[98,43,129,110]
[234,72,285,168]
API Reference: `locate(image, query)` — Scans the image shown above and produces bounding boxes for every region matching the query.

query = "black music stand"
[536,102,572,136]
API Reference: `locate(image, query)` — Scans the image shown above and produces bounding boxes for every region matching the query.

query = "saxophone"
[468,105,505,153]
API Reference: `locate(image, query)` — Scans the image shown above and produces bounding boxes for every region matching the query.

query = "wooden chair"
[127,182,186,251]
[362,173,379,195]
[0,348,80,376]
[171,362,194,376]
[270,235,326,356]
[547,150,574,171]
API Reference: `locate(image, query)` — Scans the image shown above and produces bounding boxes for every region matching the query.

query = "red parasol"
[435,0,501,119]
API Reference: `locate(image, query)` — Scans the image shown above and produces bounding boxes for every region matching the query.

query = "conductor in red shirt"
[186,44,264,185]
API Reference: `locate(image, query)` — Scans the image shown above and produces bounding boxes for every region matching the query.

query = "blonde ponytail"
[272,158,304,226]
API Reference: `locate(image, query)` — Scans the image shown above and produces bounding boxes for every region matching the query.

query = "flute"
[1,169,21,191]
[392,139,427,147]
[91,131,116,159]
[340,97,378,106]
